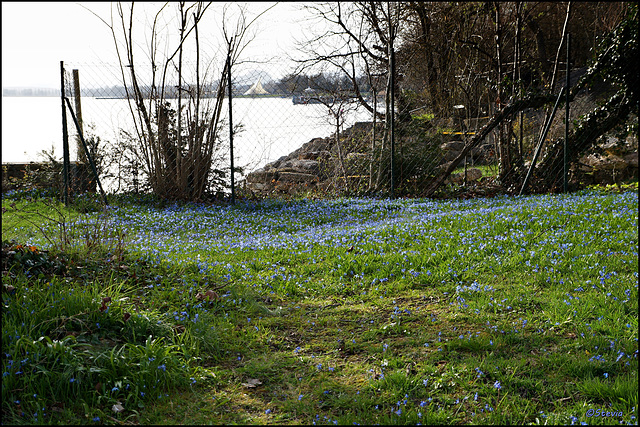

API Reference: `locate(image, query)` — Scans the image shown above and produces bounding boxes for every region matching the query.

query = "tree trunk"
[493,2,512,182]
[423,93,557,197]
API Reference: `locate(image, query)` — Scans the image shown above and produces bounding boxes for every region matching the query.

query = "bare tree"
[88,2,262,200]
[293,2,389,120]
[293,2,409,193]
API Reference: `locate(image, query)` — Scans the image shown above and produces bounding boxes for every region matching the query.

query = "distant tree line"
[3,88,59,97]
[2,73,371,99]
[268,73,371,95]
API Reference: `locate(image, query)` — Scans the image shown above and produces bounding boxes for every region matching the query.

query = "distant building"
[243,78,270,96]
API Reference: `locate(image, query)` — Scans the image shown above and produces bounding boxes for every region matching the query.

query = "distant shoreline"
[3,93,294,100]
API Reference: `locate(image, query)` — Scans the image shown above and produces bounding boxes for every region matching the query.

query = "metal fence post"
[60,61,70,205]
[389,46,396,199]
[519,86,566,196]
[227,53,235,204]
[564,34,570,193]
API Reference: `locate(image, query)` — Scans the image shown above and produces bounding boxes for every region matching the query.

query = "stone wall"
[2,162,96,193]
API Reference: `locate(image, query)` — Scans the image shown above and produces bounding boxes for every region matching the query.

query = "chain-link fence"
[61,59,386,200]
[59,27,637,202]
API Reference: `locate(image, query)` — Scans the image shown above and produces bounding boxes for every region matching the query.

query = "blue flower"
[493,381,501,389]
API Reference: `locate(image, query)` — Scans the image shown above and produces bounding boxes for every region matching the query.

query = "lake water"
[2,96,378,190]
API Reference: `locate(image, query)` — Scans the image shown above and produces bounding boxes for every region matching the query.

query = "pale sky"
[1,1,314,88]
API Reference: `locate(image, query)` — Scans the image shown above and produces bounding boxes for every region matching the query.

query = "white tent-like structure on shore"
[243,78,270,95]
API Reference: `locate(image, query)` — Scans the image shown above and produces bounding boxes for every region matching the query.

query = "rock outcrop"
[245,137,332,196]
[244,123,376,196]
[575,136,638,185]
[243,121,491,196]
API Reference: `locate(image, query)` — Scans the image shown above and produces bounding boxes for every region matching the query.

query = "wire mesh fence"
[58,29,637,203]
[61,60,387,200]
[231,66,387,198]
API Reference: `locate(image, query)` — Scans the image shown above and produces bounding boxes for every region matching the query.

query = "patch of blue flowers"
[6,189,637,425]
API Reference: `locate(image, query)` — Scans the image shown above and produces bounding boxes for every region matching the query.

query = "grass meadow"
[2,185,638,425]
